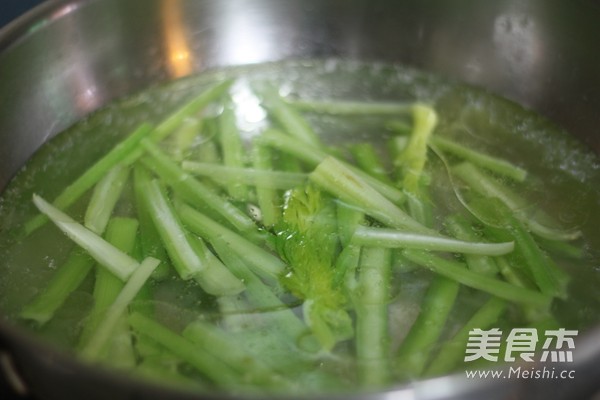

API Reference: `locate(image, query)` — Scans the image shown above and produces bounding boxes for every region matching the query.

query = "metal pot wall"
[1,0,600,399]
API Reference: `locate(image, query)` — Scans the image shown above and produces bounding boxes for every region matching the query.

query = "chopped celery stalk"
[402,249,551,307]
[219,103,250,200]
[252,142,281,226]
[210,240,308,341]
[476,198,569,299]
[355,247,392,387]
[396,276,460,378]
[168,117,203,161]
[78,217,139,359]
[258,85,322,148]
[183,321,295,390]
[425,297,507,376]
[23,80,233,236]
[140,139,257,234]
[149,79,234,143]
[189,235,245,296]
[259,129,406,204]
[128,312,242,387]
[134,169,205,280]
[133,166,170,280]
[177,203,285,281]
[395,104,438,193]
[20,248,94,324]
[310,156,432,234]
[84,165,130,235]
[82,257,160,359]
[336,203,364,248]
[444,215,499,276]
[287,98,412,115]
[33,195,139,281]
[351,226,514,256]
[452,162,581,241]
[349,143,394,185]
[430,136,527,182]
[23,124,153,236]
[181,161,308,190]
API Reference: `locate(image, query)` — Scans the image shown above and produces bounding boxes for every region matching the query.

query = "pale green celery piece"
[495,256,536,290]
[352,226,514,256]
[395,104,438,193]
[536,236,585,260]
[452,162,581,241]
[334,244,362,295]
[134,170,205,280]
[20,248,94,324]
[405,187,434,227]
[402,249,551,307]
[78,217,139,353]
[84,165,130,235]
[149,79,234,143]
[430,135,527,182]
[189,235,245,296]
[168,117,203,161]
[177,203,285,281]
[183,321,296,390]
[251,142,282,227]
[128,312,242,387]
[336,202,364,248]
[396,276,460,379]
[258,129,406,204]
[258,84,322,148]
[355,247,392,387]
[219,103,250,200]
[210,240,308,341]
[217,295,256,332]
[286,97,412,115]
[425,297,507,376]
[181,162,308,190]
[24,80,233,236]
[480,201,569,299]
[140,139,257,235]
[309,156,433,235]
[81,257,160,359]
[32,195,138,281]
[444,214,499,276]
[133,166,170,280]
[349,143,394,185]
[23,124,153,236]
[386,120,413,137]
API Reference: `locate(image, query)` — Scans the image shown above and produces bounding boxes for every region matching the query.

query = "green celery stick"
[402,249,550,307]
[352,226,514,256]
[355,247,392,387]
[396,276,460,378]
[84,164,130,235]
[425,297,507,376]
[259,129,406,205]
[140,139,257,235]
[287,98,412,115]
[128,312,242,387]
[177,203,285,281]
[33,195,139,281]
[251,142,282,227]
[134,169,205,280]
[349,143,394,185]
[23,124,152,235]
[310,156,432,234]
[182,161,308,190]
[431,135,527,182]
[219,103,250,200]
[81,257,160,359]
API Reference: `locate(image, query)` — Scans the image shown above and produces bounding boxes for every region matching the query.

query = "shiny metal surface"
[0,0,600,399]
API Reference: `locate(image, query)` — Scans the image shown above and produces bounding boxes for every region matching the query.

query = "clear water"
[0,60,599,395]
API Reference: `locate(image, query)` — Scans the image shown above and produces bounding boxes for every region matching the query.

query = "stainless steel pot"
[1,1,600,399]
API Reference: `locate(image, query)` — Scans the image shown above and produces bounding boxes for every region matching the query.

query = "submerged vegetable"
[0,61,599,396]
